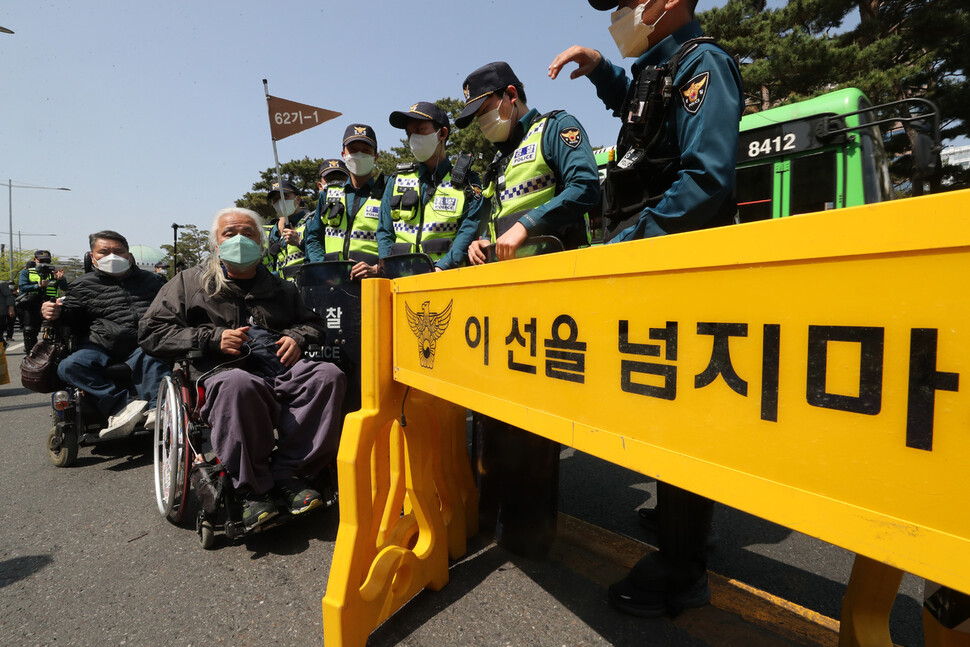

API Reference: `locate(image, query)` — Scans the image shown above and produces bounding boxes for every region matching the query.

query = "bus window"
[736,164,774,222]
[790,151,838,215]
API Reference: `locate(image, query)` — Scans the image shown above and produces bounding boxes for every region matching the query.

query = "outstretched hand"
[548,46,602,81]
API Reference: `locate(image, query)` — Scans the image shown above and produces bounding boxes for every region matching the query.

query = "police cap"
[456,62,522,129]
[588,0,698,10]
[34,250,52,262]
[389,101,450,131]
[267,179,301,201]
[318,158,349,181]
[342,123,378,150]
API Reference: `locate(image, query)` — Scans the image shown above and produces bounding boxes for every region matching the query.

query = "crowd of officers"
[250,0,743,621]
[15,0,748,624]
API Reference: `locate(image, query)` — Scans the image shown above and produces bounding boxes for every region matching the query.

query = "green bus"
[736,87,894,221]
[736,87,939,222]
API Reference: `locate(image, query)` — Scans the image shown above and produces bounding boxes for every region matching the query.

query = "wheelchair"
[47,328,153,468]
[152,355,339,549]
[152,255,436,549]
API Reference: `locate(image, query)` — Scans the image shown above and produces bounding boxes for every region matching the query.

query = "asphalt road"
[0,337,926,646]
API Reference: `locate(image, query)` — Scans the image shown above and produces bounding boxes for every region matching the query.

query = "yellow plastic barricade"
[323,188,970,647]
[0,341,9,385]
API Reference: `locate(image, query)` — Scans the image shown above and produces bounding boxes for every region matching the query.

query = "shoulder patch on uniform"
[466,184,483,200]
[559,127,582,149]
[680,72,710,115]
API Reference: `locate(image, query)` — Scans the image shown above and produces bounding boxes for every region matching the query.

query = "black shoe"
[241,492,278,530]
[609,553,710,618]
[637,506,718,550]
[637,507,659,533]
[274,477,322,515]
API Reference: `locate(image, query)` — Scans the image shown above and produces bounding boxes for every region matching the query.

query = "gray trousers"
[200,360,346,494]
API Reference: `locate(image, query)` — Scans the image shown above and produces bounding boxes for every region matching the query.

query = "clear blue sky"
[1,0,798,259]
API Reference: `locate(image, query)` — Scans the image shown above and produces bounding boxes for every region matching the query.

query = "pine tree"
[700,0,969,192]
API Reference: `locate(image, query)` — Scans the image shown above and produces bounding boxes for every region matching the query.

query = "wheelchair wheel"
[153,375,191,523]
[197,511,215,550]
[47,425,78,468]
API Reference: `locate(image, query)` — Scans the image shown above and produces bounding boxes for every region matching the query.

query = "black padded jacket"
[60,267,165,359]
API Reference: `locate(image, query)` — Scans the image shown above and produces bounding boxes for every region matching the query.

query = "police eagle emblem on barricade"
[406,299,453,369]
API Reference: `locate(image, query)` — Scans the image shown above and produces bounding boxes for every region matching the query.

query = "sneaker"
[241,492,278,530]
[274,477,322,515]
[99,400,149,439]
[143,409,157,430]
[608,553,710,618]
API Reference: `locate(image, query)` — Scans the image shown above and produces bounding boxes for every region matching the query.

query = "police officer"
[317,157,350,194]
[456,62,600,263]
[456,62,600,558]
[305,125,386,280]
[18,250,66,354]
[0,279,13,349]
[153,261,169,281]
[266,179,313,281]
[379,101,486,271]
[549,0,744,619]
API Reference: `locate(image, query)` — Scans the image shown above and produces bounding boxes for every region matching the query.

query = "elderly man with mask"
[139,207,346,531]
[549,0,744,620]
[42,230,169,438]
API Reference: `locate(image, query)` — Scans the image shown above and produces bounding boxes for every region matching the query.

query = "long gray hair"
[200,207,267,296]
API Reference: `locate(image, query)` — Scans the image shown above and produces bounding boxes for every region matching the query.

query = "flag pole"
[263,79,286,221]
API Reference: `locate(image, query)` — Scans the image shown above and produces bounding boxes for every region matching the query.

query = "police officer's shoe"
[608,552,710,618]
[637,506,718,551]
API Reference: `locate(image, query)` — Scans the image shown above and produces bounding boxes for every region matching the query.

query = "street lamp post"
[5,179,71,280]
[171,223,190,273]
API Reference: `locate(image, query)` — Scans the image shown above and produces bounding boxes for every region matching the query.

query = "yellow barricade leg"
[924,607,970,647]
[323,279,470,647]
[838,554,904,647]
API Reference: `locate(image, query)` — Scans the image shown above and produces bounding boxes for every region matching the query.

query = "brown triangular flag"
[267,95,341,141]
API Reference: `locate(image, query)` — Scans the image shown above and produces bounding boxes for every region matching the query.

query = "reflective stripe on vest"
[321,184,380,259]
[485,117,557,239]
[389,170,467,259]
[275,211,312,272]
[261,223,277,273]
[27,268,59,298]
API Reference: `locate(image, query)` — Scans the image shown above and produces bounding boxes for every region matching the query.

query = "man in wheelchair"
[138,208,347,531]
[41,230,169,438]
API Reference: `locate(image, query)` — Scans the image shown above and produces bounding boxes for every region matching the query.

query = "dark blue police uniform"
[589,19,744,240]
[587,17,745,618]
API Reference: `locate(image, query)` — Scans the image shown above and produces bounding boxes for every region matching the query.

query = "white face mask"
[343,152,376,177]
[478,95,513,143]
[94,253,131,276]
[272,198,297,218]
[408,129,442,163]
[609,1,666,58]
